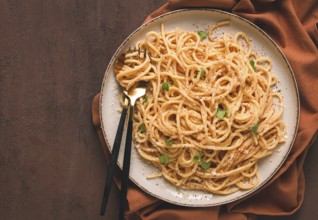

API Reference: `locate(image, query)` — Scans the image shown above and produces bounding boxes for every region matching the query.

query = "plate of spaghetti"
[100,9,299,206]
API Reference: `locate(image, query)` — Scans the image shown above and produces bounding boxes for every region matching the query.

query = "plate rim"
[99,8,300,207]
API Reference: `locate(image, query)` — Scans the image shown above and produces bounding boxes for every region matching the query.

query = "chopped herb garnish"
[251,123,259,135]
[200,161,211,171]
[197,31,208,41]
[162,82,169,91]
[216,108,228,119]
[194,155,200,161]
[200,67,205,78]
[194,152,202,162]
[159,155,169,165]
[139,123,147,133]
[250,60,256,71]
[164,139,173,147]
[143,95,148,103]
[194,153,210,171]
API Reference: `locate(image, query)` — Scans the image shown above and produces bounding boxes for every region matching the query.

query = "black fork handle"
[100,106,128,216]
[118,105,134,220]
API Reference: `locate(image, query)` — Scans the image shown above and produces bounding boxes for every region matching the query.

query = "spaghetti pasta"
[115,21,286,195]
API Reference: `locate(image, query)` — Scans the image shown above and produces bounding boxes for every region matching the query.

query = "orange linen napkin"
[92,0,318,219]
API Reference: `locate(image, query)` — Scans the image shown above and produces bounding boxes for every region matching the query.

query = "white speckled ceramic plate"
[99,9,299,207]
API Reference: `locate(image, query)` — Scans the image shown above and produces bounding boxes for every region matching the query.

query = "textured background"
[0,0,317,219]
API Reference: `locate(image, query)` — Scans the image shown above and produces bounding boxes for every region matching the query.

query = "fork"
[118,81,147,220]
[99,48,147,218]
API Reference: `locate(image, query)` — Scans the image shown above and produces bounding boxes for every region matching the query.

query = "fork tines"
[128,46,147,58]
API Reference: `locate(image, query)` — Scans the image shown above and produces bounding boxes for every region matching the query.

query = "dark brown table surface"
[1,0,317,219]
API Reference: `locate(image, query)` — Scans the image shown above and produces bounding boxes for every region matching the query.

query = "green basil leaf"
[159,155,169,165]
[143,95,148,103]
[164,139,173,147]
[139,123,147,133]
[197,31,208,41]
[216,108,227,119]
[250,60,256,71]
[162,82,169,91]
[251,123,259,135]
[200,67,205,78]
[194,155,200,162]
[200,161,211,171]
[194,152,203,162]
